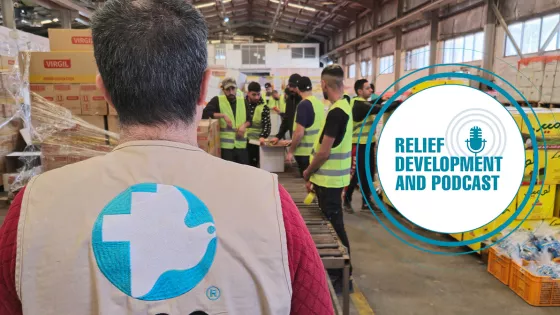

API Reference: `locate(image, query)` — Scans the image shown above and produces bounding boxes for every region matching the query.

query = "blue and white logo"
[377,85,525,233]
[92,183,217,301]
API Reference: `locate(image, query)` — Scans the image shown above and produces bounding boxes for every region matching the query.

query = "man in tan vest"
[0,1,333,314]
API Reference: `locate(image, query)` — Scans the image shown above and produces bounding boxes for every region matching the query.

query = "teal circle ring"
[355,64,546,254]
[365,71,541,247]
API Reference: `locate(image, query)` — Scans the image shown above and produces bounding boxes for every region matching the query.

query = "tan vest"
[16,140,292,315]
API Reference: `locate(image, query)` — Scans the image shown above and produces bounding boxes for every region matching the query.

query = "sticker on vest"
[92,183,217,301]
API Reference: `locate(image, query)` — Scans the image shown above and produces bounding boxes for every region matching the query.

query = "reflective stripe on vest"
[310,98,353,188]
[351,97,377,144]
[293,95,326,157]
[247,104,265,141]
[218,95,247,149]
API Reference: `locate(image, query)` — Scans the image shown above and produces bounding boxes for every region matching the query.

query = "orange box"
[53,84,81,115]
[48,29,93,52]
[30,84,55,102]
[20,51,97,83]
[80,84,107,115]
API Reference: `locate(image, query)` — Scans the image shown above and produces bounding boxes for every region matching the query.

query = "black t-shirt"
[320,108,349,148]
[294,100,315,128]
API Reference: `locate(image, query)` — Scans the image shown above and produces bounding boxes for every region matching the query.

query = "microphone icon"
[465,126,487,155]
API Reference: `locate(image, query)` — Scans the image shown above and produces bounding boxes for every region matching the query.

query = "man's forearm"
[213,113,226,119]
[288,131,304,154]
[306,151,329,174]
[276,116,288,139]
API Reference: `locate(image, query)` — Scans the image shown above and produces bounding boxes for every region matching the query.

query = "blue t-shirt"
[294,100,315,129]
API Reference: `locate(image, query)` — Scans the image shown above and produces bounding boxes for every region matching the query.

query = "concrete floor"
[341,192,559,315]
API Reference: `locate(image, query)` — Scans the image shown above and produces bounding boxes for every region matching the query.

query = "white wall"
[207,43,320,71]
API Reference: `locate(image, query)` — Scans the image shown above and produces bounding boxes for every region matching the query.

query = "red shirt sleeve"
[279,185,334,315]
[0,188,24,315]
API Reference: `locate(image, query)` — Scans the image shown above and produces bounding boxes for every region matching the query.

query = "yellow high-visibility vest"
[218,95,247,149]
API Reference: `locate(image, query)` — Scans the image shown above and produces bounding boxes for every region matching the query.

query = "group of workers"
[203,65,402,292]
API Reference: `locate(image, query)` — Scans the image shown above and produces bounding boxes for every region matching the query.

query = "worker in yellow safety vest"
[286,76,326,177]
[303,65,353,292]
[246,82,271,168]
[344,79,377,213]
[203,77,251,164]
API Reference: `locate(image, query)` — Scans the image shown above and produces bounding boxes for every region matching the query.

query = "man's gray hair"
[92,0,208,126]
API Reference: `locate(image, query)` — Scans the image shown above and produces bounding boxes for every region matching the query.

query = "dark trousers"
[315,185,352,278]
[345,143,375,205]
[221,148,249,165]
[247,143,260,168]
[294,155,309,177]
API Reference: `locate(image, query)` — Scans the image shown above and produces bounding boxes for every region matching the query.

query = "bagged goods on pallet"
[495,228,560,278]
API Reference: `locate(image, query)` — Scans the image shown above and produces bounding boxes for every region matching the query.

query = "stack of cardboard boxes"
[0,53,23,191]
[453,108,560,250]
[515,56,560,103]
[197,119,220,157]
[24,29,118,133]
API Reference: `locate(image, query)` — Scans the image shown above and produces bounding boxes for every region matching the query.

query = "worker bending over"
[246,82,271,168]
[203,77,251,165]
[286,76,325,177]
[304,65,353,292]
[270,74,302,143]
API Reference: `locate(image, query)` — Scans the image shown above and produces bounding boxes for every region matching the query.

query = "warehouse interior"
[0,0,559,314]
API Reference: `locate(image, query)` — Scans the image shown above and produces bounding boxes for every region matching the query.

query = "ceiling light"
[53,18,59,22]
[195,0,231,9]
[41,19,52,24]
[224,16,229,23]
[269,0,316,12]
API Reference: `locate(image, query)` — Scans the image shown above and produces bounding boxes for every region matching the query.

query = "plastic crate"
[509,261,560,306]
[487,247,512,285]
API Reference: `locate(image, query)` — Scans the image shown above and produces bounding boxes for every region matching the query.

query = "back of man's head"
[321,64,345,90]
[354,79,368,95]
[92,0,207,127]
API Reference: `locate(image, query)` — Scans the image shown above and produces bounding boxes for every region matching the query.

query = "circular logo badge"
[92,183,217,301]
[377,85,525,234]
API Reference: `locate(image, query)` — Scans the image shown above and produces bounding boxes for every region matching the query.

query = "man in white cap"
[203,77,251,164]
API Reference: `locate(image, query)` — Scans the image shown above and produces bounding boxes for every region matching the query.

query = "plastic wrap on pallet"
[4,51,120,195]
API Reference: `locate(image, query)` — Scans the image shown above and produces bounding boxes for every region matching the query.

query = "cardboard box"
[0,56,15,71]
[543,71,555,88]
[108,104,118,116]
[515,185,556,220]
[48,29,93,52]
[53,84,81,114]
[30,84,55,102]
[524,138,560,185]
[107,115,120,133]
[76,115,105,130]
[80,84,108,115]
[521,109,560,138]
[21,51,97,83]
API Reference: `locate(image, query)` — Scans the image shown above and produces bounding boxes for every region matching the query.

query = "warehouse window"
[215,47,226,60]
[304,47,316,58]
[348,64,356,78]
[505,13,560,56]
[379,55,394,74]
[443,31,484,63]
[367,60,373,76]
[242,45,266,65]
[360,61,367,77]
[404,45,430,71]
[292,47,316,59]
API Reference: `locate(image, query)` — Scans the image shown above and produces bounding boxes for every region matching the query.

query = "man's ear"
[96,74,115,111]
[198,69,211,106]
